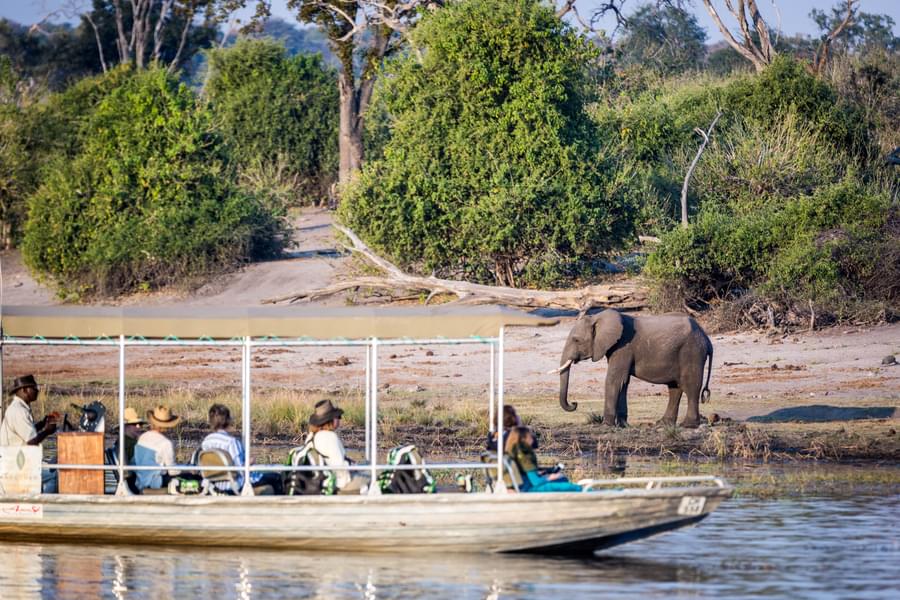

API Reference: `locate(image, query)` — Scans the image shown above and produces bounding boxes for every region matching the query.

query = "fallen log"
[262,224,649,310]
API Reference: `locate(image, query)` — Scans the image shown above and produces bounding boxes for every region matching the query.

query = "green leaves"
[340,0,634,288]
[22,67,286,298]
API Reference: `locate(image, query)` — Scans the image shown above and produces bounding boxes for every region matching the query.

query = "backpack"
[283,435,337,496]
[377,445,436,494]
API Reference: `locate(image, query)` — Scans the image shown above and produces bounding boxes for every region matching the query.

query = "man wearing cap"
[0,375,59,447]
[307,399,368,494]
[133,406,181,492]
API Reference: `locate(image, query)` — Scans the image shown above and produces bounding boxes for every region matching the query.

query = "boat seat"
[480,452,523,492]
[197,449,241,495]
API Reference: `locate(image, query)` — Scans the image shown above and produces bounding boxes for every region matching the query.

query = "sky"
[2,0,899,43]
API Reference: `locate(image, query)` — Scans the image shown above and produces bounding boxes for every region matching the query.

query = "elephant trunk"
[559,367,577,412]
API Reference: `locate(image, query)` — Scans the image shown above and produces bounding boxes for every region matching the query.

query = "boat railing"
[577,475,728,491]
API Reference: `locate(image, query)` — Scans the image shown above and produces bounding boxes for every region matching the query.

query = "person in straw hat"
[134,405,181,492]
[306,399,368,494]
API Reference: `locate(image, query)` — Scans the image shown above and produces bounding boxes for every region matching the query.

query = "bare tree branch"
[701,0,776,72]
[681,111,722,228]
[813,0,858,74]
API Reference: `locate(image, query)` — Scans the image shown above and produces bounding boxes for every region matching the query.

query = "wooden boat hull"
[0,486,731,554]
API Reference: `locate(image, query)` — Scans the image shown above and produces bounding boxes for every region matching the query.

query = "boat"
[0,305,732,554]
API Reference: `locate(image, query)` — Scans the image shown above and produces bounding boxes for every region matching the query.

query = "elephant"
[553,310,713,428]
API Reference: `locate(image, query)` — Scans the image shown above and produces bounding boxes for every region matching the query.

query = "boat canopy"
[1,305,559,340]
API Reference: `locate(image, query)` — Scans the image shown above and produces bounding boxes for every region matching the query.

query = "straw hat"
[308,399,344,426]
[9,374,39,395]
[123,407,146,425]
[147,405,181,429]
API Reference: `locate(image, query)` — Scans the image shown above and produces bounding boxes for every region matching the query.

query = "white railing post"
[365,343,371,462]
[496,326,505,491]
[368,337,380,495]
[240,336,253,496]
[489,341,495,433]
[114,334,129,496]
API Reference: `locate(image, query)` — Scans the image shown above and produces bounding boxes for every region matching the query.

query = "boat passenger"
[486,405,538,452]
[200,404,282,494]
[107,407,145,493]
[306,399,368,494]
[134,406,181,492]
[506,427,581,493]
[1,375,60,492]
[0,375,59,447]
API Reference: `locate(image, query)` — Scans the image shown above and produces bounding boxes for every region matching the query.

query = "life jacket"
[283,435,337,496]
[377,445,436,494]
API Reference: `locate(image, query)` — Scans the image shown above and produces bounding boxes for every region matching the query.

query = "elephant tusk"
[548,359,573,375]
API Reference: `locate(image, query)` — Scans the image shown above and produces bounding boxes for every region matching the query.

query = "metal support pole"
[365,343,371,461]
[368,338,380,495]
[114,335,128,495]
[240,336,253,496]
[496,326,505,491]
[489,341,495,433]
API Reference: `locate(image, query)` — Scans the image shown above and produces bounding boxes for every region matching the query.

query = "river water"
[0,493,896,599]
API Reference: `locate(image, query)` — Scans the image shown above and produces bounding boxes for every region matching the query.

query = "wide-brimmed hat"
[9,375,39,395]
[308,399,344,426]
[147,405,181,429]
[123,407,146,425]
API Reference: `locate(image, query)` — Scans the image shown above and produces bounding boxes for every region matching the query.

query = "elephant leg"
[613,377,630,427]
[679,386,703,429]
[603,365,629,427]
[658,386,682,427]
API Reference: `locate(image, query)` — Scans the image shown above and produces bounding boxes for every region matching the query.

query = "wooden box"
[58,432,105,495]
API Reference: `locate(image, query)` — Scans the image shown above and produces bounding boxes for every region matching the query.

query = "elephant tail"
[701,344,713,404]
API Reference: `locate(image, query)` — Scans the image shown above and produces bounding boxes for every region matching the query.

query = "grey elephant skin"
[556,310,713,428]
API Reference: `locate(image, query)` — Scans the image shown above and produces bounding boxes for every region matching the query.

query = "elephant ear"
[591,310,624,361]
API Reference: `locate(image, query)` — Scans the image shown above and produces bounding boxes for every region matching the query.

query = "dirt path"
[1,208,351,307]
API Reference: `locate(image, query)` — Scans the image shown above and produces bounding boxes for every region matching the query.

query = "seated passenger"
[134,406,181,492]
[200,404,282,494]
[486,405,539,452]
[107,407,145,493]
[506,427,581,493]
[306,399,368,494]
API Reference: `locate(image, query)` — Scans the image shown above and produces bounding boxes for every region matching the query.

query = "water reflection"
[0,495,896,599]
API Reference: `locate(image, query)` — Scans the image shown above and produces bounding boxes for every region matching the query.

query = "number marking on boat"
[678,496,706,516]
[0,503,44,519]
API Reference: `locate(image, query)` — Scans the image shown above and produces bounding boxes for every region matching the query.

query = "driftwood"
[262,225,649,310]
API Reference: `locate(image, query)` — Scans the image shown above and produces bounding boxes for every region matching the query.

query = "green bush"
[23,68,286,298]
[340,0,636,287]
[645,178,897,321]
[205,39,338,204]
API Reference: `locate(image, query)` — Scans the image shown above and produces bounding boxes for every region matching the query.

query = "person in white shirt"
[306,399,367,494]
[0,375,59,447]
[1,375,60,493]
[134,406,181,491]
[200,404,281,494]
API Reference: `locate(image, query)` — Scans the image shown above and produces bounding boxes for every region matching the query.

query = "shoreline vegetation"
[36,385,900,463]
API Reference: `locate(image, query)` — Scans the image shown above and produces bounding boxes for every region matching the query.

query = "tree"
[618,3,707,75]
[22,67,286,297]
[205,39,339,202]
[699,0,777,73]
[341,0,637,288]
[285,1,424,189]
[811,2,899,67]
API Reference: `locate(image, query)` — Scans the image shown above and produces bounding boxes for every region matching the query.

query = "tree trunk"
[337,71,364,188]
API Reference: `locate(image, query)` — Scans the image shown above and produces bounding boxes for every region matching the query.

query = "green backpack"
[283,437,337,496]
[378,445,436,494]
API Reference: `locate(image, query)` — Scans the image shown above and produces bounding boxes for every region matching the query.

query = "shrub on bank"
[205,39,338,204]
[23,68,286,298]
[340,0,637,287]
